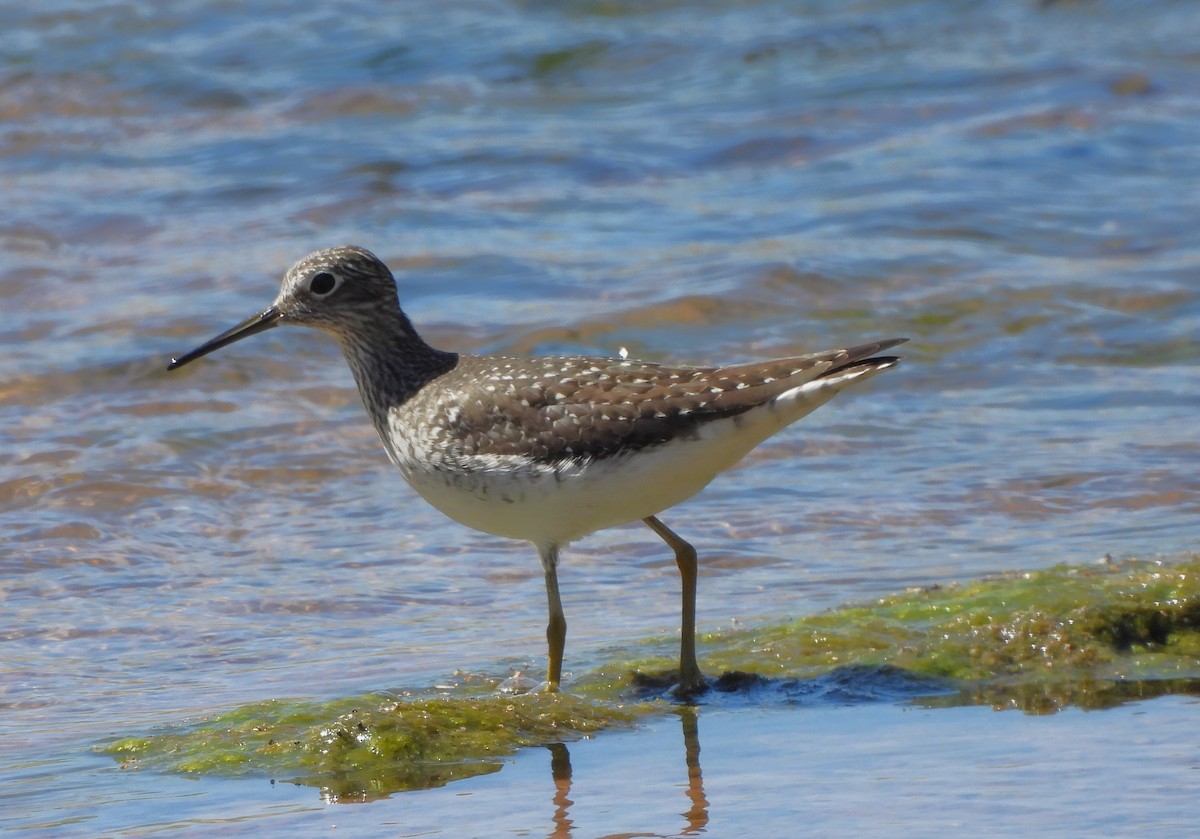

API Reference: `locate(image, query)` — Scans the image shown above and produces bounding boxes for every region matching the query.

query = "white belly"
[397,432,731,546]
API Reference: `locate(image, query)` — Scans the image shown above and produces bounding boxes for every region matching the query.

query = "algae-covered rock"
[105,692,648,802]
[100,556,1200,794]
[682,555,1200,712]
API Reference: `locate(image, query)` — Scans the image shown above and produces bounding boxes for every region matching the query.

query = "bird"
[168,245,905,695]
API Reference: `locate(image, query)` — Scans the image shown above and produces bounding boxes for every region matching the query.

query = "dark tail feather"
[818,338,907,379]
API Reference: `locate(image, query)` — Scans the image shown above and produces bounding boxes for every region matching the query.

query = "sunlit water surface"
[2,0,1198,834]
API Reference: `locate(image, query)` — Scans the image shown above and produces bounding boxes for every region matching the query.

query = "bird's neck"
[336,311,458,427]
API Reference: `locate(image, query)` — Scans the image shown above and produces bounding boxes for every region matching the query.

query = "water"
[2,0,1199,834]
[22,698,1200,837]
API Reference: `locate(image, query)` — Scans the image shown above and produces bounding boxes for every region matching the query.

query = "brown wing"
[435,338,905,462]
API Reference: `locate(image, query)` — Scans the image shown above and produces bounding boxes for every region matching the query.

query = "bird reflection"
[547,742,574,838]
[543,706,709,838]
[678,707,709,834]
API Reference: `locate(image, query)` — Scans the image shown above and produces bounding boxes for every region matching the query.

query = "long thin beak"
[167,306,283,371]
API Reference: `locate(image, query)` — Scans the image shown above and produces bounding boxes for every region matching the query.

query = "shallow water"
[2,0,1199,834]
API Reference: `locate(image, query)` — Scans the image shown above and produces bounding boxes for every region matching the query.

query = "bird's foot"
[496,670,542,695]
[630,668,710,700]
[671,676,709,701]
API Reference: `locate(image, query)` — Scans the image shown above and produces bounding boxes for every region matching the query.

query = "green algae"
[99,556,1200,796]
[104,692,651,802]
[640,555,1200,712]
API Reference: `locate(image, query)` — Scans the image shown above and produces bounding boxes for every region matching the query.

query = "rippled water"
[3,0,1199,834]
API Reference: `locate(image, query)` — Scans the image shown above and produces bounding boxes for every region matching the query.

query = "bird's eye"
[310,271,338,295]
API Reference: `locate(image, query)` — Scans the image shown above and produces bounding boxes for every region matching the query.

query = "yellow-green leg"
[644,515,705,693]
[538,543,566,691]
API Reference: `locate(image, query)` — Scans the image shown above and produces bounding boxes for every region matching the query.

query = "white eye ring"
[310,271,339,296]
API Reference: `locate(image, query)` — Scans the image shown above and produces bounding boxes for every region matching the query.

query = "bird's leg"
[538,543,566,691]
[644,515,705,694]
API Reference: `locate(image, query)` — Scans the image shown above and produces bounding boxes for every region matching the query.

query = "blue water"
[2,0,1199,834]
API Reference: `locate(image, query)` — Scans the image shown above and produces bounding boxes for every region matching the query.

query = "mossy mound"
[101,556,1200,796]
[658,555,1200,712]
[105,692,649,802]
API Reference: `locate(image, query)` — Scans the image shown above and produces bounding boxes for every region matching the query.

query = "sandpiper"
[169,245,905,694]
